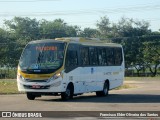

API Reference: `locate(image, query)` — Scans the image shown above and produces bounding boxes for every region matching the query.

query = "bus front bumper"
[17,77,66,93]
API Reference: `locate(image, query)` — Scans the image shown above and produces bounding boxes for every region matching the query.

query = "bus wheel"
[96,82,109,97]
[61,85,73,101]
[26,92,36,100]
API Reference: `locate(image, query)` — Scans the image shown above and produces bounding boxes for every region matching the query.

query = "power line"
[0,3,160,30]
[0,4,160,17]
[0,0,60,2]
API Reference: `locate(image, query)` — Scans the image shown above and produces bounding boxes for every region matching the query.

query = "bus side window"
[106,47,115,66]
[98,48,107,66]
[65,44,78,67]
[114,48,122,65]
[80,47,89,66]
[89,47,98,65]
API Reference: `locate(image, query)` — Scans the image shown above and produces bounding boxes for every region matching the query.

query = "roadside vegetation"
[0,16,159,79]
[115,76,160,90]
[0,80,19,94]
[125,77,160,81]
[114,83,137,90]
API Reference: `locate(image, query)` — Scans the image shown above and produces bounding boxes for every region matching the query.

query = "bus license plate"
[32,85,41,89]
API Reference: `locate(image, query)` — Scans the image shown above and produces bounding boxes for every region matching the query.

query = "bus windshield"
[19,42,65,74]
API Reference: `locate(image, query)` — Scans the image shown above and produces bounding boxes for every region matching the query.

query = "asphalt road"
[0,79,160,119]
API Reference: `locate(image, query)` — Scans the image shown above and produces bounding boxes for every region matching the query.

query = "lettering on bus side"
[104,72,112,75]
[113,72,119,75]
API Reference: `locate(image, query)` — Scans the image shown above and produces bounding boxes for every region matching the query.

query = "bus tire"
[61,85,73,101]
[26,92,36,100]
[96,82,109,97]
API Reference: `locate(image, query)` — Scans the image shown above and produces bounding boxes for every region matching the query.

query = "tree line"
[0,16,160,77]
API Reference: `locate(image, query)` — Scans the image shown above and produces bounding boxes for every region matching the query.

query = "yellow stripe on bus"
[18,66,64,80]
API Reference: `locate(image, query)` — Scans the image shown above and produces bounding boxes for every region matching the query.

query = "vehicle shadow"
[37,93,160,103]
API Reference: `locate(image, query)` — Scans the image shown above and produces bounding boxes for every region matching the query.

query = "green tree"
[114,18,151,75]
[0,28,9,67]
[96,16,113,38]
[79,28,99,38]
[143,39,160,76]
[5,17,40,42]
[0,28,22,68]
[39,19,79,39]
[116,17,150,37]
[121,37,145,76]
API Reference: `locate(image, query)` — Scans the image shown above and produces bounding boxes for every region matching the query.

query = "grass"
[125,77,160,81]
[114,83,137,90]
[0,80,20,94]
[115,77,160,90]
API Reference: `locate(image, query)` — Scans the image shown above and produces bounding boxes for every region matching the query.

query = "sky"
[0,0,160,31]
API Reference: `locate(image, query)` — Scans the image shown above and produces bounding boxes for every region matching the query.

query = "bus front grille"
[25,79,48,82]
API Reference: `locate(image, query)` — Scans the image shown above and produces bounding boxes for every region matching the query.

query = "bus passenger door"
[65,43,85,94]
[74,67,87,93]
[80,67,91,92]
[65,68,84,94]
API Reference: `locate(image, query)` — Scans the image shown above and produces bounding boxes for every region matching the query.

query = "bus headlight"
[54,73,61,79]
[47,72,62,82]
[18,74,25,81]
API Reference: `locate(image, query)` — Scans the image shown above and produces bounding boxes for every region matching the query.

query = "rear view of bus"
[17,37,125,101]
